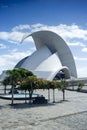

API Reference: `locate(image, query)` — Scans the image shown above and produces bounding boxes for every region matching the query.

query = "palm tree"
[77,82,84,91]
[60,80,68,101]
[46,80,51,102]
[2,77,10,94]
[48,81,56,103]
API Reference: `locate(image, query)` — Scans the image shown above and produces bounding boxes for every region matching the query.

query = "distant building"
[15,30,77,80]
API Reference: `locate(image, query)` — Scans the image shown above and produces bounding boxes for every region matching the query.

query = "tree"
[46,80,51,102]
[16,68,34,94]
[59,80,68,101]
[17,68,34,79]
[48,81,56,103]
[77,82,84,91]
[2,77,10,94]
[6,69,21,105]
[20,75,37,103]
[3,68,34,105]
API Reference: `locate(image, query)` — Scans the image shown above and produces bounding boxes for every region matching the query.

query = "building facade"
[15,30,77,80]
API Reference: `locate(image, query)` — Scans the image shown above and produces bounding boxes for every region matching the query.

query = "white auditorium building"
[14,30,77,81]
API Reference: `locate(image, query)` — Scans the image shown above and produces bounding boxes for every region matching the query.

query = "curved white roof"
[15,30,77,80]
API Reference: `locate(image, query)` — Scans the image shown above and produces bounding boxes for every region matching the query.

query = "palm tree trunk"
[11,86,14,105]
[53,89,55,103]
[4,85,6,94]
[48,89,50,102]
[25,90,27,103]
[29,91,32,104]
[63,89,65,101]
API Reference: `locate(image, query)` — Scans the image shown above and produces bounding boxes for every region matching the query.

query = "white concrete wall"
[21,45,52,70]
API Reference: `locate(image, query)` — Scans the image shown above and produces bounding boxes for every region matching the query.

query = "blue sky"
[0,0,87,77]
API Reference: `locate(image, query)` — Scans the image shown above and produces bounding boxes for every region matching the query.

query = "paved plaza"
[0,89,87,130]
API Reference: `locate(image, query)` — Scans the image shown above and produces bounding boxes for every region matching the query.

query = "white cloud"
[31,23,44,28]
[77,67,87,77]
[25,23,87,41]
[0,49,35,74]
[19,23,87,54]
[15,24,87,49]
[74,56,87,61]
[0,43,7,49]
[67,41,86,47]
[54,24,87,41]
[0,32,9,40]
[0,31,33,44]
[12,24,31,32]
[1,23,87,45]
[0,31,23,43]
[82,47,87,52]
[73,56,87,77]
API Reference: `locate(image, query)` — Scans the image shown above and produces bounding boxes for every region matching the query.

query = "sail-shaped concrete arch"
[15,30,77,80]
